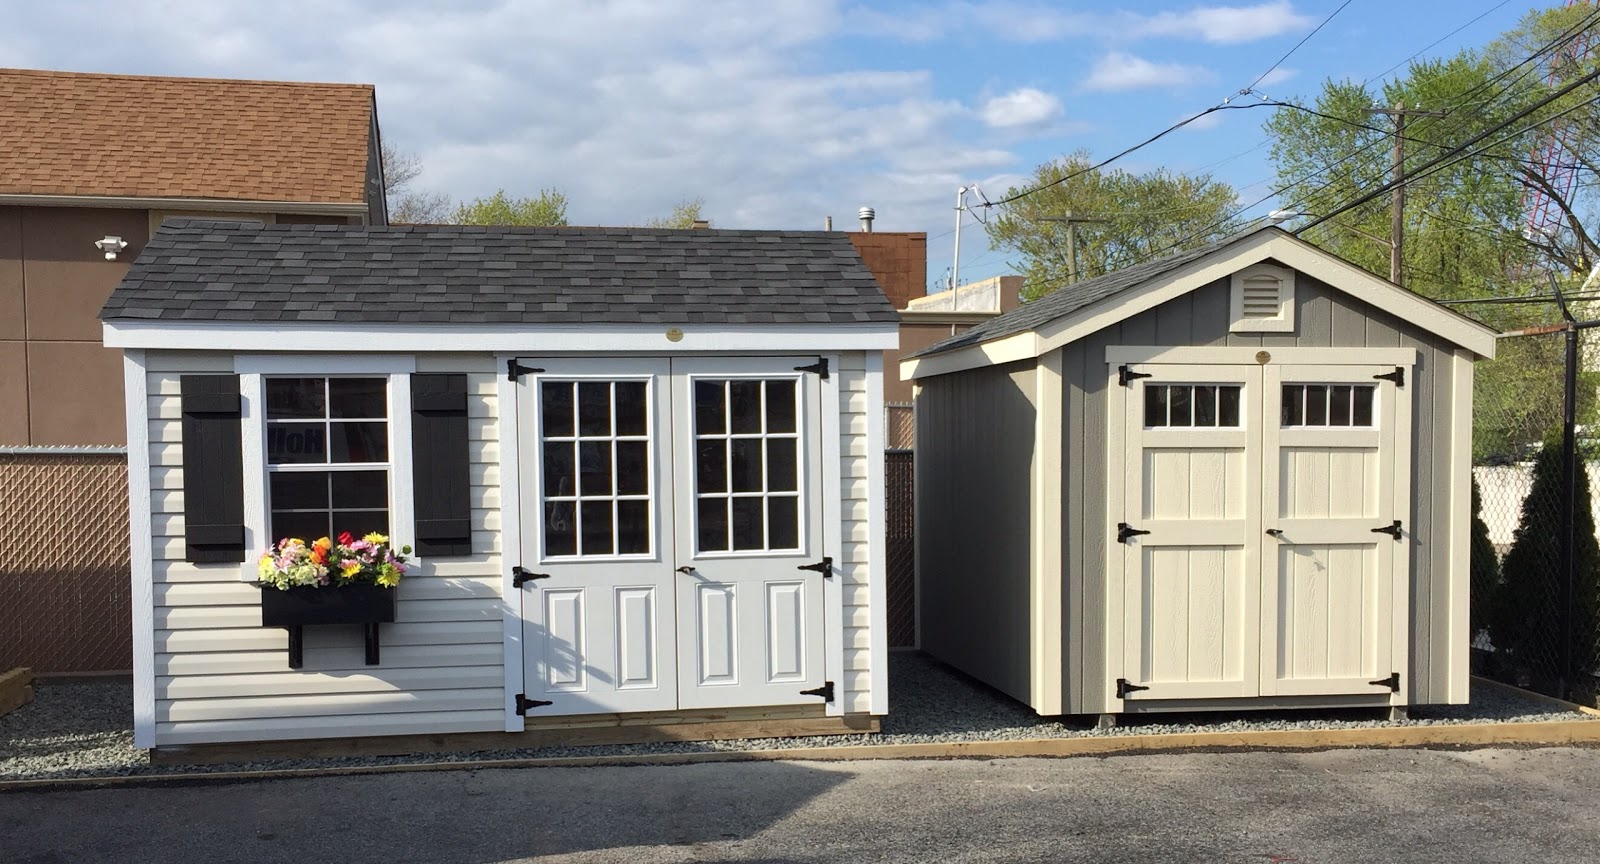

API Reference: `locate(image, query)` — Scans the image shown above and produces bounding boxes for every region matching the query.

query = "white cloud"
[979,87,1062,129]
[1083,52,1214,92]
[853,2,1315,46]
[1179,109,1225,131]
[1256,67,1298,88]
[1135,1,1315,44]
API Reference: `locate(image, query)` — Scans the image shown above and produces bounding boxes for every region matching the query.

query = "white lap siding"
[838,352,877,715]
[145,354,506,746]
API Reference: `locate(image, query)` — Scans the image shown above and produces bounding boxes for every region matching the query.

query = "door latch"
[1370,520,1403,540]
[1117,523,1151,544]
[675,565,696,575]
[1265,528,1284,538]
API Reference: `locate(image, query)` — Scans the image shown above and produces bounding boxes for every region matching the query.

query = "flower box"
[258,584,397,669]
[259,582,397,628]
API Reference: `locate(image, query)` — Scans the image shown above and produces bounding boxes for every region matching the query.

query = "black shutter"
[411,374,472,556]
[180,375,246,564]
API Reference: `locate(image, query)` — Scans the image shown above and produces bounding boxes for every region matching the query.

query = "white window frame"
[1229,262,1296,333]
[682,369,812,559]
[235,355,417,582]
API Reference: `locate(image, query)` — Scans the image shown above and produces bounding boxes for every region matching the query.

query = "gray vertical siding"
[1058,273,1463,713]
[916,359,1039,703]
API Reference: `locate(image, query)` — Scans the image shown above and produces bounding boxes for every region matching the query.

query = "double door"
[516,358,828,715]
[1116,361,1410,702]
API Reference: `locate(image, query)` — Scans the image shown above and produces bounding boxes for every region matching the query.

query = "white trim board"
[495,356,525,731]
[104,322,901,353]
[123,349,157,749]
[1106,346,1419,366]
[902,228,1498,382]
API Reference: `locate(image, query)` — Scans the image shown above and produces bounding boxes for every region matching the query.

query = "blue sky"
[1,1,1535,293]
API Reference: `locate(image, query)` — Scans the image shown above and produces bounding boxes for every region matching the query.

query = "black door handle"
[1265,529,1284,537]
[675,566,695,574]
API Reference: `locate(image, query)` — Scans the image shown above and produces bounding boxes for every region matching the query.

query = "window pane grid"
[694,378,802,554]
[1143,384,1243,428]
[1281,383,1376,428]
[264,376,391,543]
[540,378,653,559]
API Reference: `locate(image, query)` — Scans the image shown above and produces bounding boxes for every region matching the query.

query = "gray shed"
[902,227,1497,718]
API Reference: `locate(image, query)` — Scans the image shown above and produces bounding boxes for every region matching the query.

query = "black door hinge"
[795,358,830,380]
[1369,672,1401,692]
[513,566,551,587]
[1373,367,1404,388]
[800,681,835,702]
[1370,520,1403,540]
[1117,678,1150,699]
[515,693,553,715]
[1118,365,1154,387]
[797,556,834,579]
[507,359,544,381]
[1117,522,1151,544]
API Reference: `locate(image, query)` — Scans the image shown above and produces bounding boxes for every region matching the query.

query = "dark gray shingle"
[101,221,899,326]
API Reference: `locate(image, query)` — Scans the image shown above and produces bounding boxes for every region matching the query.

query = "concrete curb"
[5,714,1600,793]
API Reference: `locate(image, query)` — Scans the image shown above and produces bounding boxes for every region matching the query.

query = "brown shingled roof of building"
[0,68,375,204]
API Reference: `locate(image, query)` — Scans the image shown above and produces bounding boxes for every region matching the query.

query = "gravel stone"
[2,654,1593,782]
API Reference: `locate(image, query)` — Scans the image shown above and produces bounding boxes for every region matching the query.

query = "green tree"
[451,188,569,226]
[1494,439,1600,697]
[986,151,1239,301]
[643,197,707,229]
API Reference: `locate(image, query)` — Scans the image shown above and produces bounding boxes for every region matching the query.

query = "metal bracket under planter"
[258,583,398,670]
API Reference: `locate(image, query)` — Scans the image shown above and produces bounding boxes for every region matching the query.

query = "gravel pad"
[3,654,1594,782]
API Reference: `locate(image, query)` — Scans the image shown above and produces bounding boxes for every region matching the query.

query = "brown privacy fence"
[886,449,916,648]
[0,453,132,673]
[1471,320,1600,707]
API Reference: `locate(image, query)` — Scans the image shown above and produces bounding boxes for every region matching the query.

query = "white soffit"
[902,230,1497,381]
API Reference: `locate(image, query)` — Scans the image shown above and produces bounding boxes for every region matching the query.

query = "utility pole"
[1039,211,1106,284]
[1365,103,1445,287]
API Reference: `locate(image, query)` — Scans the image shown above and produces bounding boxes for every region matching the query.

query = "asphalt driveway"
[4,747,1599,863]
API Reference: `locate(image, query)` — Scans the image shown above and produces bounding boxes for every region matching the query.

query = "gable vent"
[1230,262,1294,333]
[1240,274,1281,318]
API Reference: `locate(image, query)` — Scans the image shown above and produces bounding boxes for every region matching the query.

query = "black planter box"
[258,583,396,668]
[260,583,397,627]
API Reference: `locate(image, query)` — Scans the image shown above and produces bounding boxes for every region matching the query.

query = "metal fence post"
[1561,320,1578,701]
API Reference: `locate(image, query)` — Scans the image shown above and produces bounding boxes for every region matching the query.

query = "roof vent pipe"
[858,206,875,232]
[691,219,710,230]
[824,216,833,231]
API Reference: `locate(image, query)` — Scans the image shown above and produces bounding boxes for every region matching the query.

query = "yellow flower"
[288,538,305,548]
[376,563,401,588]
[363,532,388,545]
[257,556,276,579]
[341,561,362,578]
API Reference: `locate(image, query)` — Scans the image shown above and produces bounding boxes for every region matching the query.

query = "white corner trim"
[1032,349,1065,715]
[1105,346,1420,366]
[864,353,890,717]
[820,353,847,718]
[905,230,1498,381]
[105,322,901,353]
[124,350,157,749]
[239,372,266,582]
[1103,362,1127,713]
[1447,349,1474,703]
[495,358,526,731]
[233,354,416,375]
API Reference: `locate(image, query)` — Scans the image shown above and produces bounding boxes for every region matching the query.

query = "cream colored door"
[1260,365,1410,698]
[1120,364,1263,701]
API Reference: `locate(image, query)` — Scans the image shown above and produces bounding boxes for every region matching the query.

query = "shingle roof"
[911,229,1261,357]
[101,221,900,326]
[0,68,373,203]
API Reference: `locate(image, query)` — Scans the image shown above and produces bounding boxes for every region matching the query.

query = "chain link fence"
[1471,312,1600,706]
[0,452,133,674]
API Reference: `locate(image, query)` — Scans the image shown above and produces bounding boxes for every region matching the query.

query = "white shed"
[103,220,895,750]
[902,227,1497,719]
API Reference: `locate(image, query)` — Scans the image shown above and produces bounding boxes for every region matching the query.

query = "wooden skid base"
[0,668,34,719]
[150,707,879,766]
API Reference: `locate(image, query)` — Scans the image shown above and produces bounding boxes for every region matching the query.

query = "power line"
[1361,0,1514,86]
[1242,0,1355,94]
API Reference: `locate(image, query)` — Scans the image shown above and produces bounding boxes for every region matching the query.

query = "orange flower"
[311,537,332,567]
